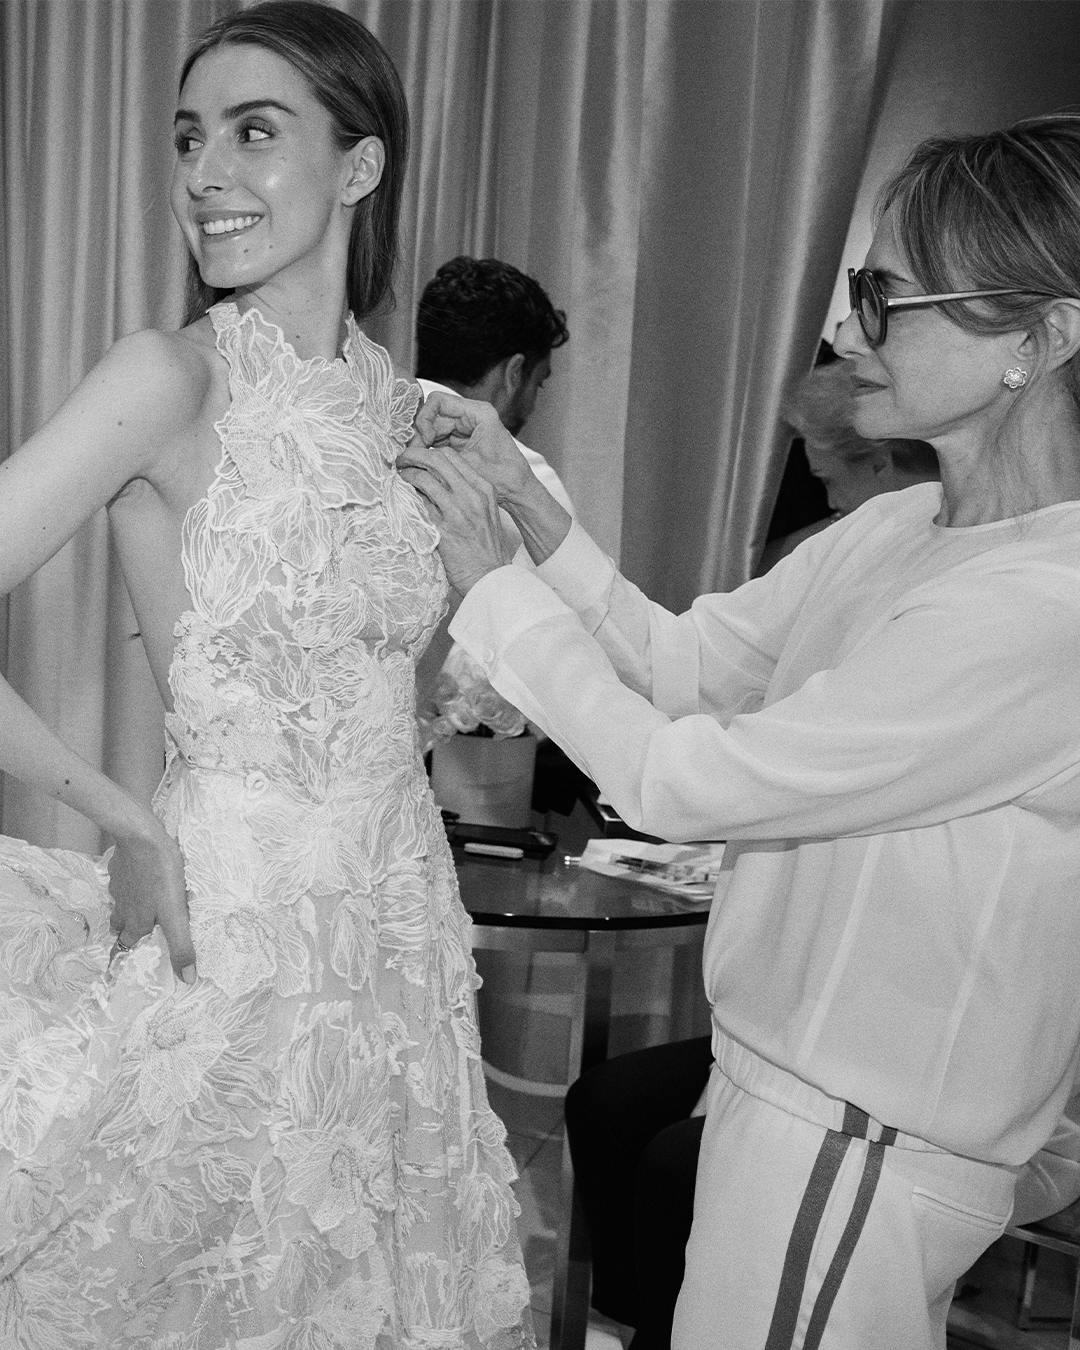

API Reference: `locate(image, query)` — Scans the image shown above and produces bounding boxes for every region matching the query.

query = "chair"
[1004,1206,1080,1348]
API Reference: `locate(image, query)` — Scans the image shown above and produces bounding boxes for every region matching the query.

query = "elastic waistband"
[712,1028,942,1153]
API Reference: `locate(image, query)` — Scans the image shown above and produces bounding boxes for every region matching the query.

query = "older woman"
[400,115,1080,1350]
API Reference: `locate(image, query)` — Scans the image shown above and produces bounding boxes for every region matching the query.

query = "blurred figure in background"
[757,358,939,573]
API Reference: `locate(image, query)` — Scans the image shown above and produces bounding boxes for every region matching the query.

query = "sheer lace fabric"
[0,303,534,1349]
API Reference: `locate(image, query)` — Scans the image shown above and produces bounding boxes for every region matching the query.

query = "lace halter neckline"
[214,299,359,378]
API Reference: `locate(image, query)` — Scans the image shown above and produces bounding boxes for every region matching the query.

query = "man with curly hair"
[416,254,570,440]
[413,258,576,728]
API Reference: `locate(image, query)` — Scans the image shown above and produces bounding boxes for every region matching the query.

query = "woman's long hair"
[178,0,408,326]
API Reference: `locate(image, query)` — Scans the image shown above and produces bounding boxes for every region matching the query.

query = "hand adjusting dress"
[0,301,533,1350]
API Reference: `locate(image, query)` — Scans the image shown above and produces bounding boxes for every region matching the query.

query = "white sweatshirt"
[450,483,1080,1165]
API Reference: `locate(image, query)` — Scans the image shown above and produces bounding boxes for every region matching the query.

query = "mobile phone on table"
[445,821,557,860]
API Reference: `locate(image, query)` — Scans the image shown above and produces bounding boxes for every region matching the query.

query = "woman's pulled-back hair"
[178,0,408,326]
[880,115,1080,405]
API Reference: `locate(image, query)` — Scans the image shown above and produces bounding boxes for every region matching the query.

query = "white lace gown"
[0,303,534,1349]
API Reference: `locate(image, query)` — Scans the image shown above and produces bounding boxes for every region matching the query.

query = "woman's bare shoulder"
[33,316,230,490]
[0,318,225,575]
[0,316,231,595]
[95,318,219,427]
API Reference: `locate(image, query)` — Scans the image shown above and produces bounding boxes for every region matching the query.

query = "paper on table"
[576,838,726,903]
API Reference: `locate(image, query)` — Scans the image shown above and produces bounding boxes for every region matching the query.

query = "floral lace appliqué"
[0,304,533,1349]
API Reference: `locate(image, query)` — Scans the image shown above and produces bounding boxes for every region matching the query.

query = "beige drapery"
[0,0,902,850]
[620,1,904,608]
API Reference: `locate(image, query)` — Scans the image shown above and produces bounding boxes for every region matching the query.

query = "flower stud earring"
[1003,367,1028,390]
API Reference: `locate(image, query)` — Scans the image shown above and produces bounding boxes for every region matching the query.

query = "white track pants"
[672,1035,1017,1350]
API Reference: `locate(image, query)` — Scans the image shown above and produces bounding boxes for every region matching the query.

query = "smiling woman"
[0,2,532,1347]
[177,2,408,329]
[171,45,386,334]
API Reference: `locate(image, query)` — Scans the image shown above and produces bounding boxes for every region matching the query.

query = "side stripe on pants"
[763,1103,898,1350]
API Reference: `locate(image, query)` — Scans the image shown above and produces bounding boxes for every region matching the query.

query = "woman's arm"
[497,465,573,567]
[0,331,200,588]
[450,563,1080,842]
[404,390,820,718]
[406,390,572,565]
[0,329,206,978]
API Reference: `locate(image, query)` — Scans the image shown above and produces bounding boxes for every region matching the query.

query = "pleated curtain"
[0,0,904,851]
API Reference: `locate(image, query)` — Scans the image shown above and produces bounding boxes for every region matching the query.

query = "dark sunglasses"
[847,268,1055,348]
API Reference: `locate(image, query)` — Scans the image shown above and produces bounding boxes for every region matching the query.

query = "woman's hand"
[399,446,513,595]
[410,390,533,504]
[108,821,197,983]
[405,386,574,569]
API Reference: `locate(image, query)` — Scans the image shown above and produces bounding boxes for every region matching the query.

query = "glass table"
[455,843,712,1350]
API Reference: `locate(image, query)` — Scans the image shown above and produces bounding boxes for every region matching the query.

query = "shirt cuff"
[449,565,573,672]
[535,520,616,616]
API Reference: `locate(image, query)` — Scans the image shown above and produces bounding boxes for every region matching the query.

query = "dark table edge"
[466,910,710,930]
